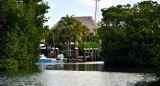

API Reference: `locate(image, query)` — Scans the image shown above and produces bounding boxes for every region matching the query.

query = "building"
[52,16,98,32]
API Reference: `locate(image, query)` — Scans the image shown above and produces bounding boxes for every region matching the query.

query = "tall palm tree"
[52,15,76,58]
[71,20,85,59]
[51,15,89,61]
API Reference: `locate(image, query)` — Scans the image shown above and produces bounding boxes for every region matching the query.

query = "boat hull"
[38,58,56,63]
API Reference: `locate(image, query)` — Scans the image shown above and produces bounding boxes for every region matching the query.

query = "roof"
[52,16,97,31]
[74,16,97,30]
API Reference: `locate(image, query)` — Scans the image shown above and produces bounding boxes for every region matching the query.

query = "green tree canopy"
[0,0,49,71]
[50,15,88,57]
[99,1,160,67]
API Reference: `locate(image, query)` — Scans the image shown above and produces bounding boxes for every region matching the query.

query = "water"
[0,61,159,86]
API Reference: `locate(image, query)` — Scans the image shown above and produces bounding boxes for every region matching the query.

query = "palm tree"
[51,15,89,61]
[71,20,85,59]
[52,15,76,59]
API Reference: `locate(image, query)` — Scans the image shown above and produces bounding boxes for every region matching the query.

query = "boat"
[57,54,64,60]
[38,54,56,63]
[38,54,64,63]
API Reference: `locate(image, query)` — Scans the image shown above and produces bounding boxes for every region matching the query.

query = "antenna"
[94,0,100,23]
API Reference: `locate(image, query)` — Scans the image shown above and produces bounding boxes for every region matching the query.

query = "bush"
[1,58,19,71]
[78,42,100,55]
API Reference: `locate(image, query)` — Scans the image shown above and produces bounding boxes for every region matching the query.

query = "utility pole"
[94,0,100,23]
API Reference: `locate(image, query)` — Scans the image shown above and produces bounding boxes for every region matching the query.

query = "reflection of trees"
[41,63,104,71]
[64,64,103,71]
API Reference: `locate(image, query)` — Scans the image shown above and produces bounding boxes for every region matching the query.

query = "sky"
[43,0,160,28]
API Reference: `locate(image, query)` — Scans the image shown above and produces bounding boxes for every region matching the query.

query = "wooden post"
[67,50,69,62]
[91,48,93,61]
[94,48,97,61]
[84,48,86,62]
[75,47,78,62]
[56,48,59,55]
[97,48,99,61]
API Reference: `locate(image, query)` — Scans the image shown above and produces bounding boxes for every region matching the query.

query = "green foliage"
[46,31,54,45]
[50,15,89,57]
[78,42,100,50]
[0,58,19,71]
[78,42,100,55]
[5,58,19,71]
[0,0,49,71]
[51,15,88,44]
[99,1,160,67]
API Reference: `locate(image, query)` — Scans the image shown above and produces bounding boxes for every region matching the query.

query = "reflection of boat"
[46,63,64,70]
[38,55,56,63]
[37,62,64,70]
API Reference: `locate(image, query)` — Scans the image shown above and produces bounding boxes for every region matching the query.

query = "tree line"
[0,0,49,71]
[0,0,100,71]
[2,0,159,73]
[98,0,160,74]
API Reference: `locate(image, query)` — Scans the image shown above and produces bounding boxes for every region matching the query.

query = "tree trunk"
[66,39,70,62]
[73,41,76,59]
[66,40,69,57]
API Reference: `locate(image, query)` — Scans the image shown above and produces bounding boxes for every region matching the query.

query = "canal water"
[0,61,159,86]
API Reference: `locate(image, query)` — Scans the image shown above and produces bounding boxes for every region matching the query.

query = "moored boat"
[38,54,64,63]
[38,54,56,63]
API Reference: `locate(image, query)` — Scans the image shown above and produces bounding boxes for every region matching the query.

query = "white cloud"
[76,0,144,9]
[48,3,60,10]
[101,0,141,7]
[44,0,60,10]
[49,3,60,8]
[76,0,95,7]
[75,0,145,22]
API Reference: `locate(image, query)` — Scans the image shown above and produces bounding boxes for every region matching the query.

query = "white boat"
[38,54,64,63]
[38,54,56,63]
[57,54,64,60]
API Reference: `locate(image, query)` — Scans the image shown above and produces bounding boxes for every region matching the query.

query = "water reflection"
[0,62,159,86]
[38,61,104,71]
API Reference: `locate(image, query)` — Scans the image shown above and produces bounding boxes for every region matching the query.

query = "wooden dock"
[77,56,99,62]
